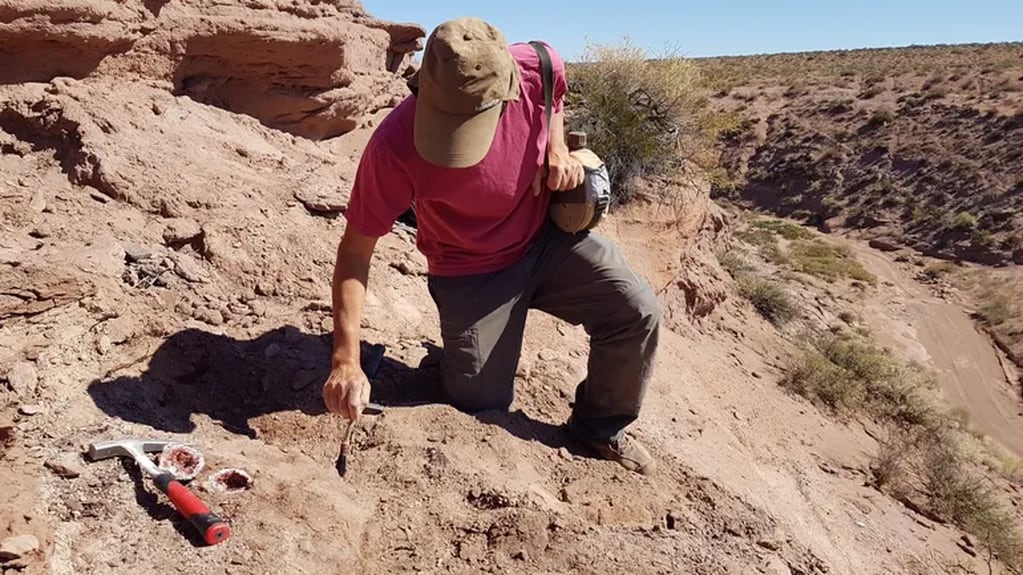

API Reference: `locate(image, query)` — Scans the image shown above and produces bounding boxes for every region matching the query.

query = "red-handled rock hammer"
[85,438,231,545]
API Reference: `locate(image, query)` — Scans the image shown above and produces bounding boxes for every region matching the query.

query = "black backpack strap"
[529,40,554,173]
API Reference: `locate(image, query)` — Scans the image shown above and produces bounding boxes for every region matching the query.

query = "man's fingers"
[343,380,364,421]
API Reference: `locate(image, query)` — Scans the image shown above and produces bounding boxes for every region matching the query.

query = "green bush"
[567,38,712,204]
[784,330,1023,570]
[951,211,979,231]
[979,299,1011,326]
[752,219,815,241]
[783,332,935,425]
[738,277,799,326]
[788,240,877,283]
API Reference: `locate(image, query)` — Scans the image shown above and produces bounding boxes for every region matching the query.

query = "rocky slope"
[0,5,1006,574]
[706,42,1023,266]
[0,0,424,139]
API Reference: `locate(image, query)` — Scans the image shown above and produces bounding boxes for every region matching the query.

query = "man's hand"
[546,146,585,192]
[323,360,371,421]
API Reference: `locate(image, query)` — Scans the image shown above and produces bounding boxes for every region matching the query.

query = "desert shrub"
[734,228,788,264]
[738,277,799,326]
[788,240,877,283]
[752,219,814,241]
[717,248,753,278]
[858,85,884,99]
[784,327,1023,571]
[979,299,1011,326]
[921,261,959,279]
[783,331,936,424]
[866,110,895,128]
[567,38,712,204]
[951,211,979,231]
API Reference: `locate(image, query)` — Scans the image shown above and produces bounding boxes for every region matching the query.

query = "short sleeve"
[343,129,413,237]
[545,42,568,114]
[510,41,568,113]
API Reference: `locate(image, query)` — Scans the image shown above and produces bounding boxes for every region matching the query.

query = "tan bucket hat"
[409,17,521,168]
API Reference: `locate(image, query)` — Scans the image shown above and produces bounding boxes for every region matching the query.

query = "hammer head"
[86,438,173,462]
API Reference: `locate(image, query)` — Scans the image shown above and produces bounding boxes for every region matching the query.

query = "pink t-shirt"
[343,41,568,277]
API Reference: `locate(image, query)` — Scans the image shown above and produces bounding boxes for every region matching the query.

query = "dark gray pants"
[426,221,660,442]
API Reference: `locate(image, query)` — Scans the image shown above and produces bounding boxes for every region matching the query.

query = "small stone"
[198,308,224,326]
[95,335,112,355]
[0,534,40,561]
[162,218,202,246]
[18,405,42,416]
[89,191,109,204]
[732,411,742,420]
[104,316,136,345]
[515,360,533,379]
[29,192,46,213]
[756,539,782,551]
[558,447,572,461]
[28,227,50,239]
[294,188,346,215]
[45,453,85,479]
[172,253,209,283]
[751,371,762,379]
[122,243,156,263]
[151,101,165,115]
[539,350,558,362]
[6,362,39,395]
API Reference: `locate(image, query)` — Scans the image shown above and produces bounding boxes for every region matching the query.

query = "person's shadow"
[86,325,585,456]
[86,325,446,438]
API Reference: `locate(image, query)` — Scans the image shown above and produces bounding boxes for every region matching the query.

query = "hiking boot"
[588,433,657,476]
[564,417,656,475]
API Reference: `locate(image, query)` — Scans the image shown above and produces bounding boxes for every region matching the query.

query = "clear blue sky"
[363,0,1022,60]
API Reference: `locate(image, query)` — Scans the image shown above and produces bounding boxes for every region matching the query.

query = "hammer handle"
[153,473,232,545]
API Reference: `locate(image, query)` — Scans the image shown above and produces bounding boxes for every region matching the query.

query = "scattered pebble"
[18,405,43,416]
[29,192,46,213]
[95,335,112,355]
[539,350,558,362]
[558,447,572,461]
[45,453,85,479]
[294,188,346,215]
[7,362,39,396]
[122,243,157,263]
[0,534,40,562]
[89,191,110,203]
[162,218,202,246]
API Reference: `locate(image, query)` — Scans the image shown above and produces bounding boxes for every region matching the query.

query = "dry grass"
[698,42,1023,93]
[738,277,799,326]
[787,240,877,284]
[783,330,1023,572]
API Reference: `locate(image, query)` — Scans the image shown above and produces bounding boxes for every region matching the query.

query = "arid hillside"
[706,42,1023,267]
[1,5,1019,574]
[703,41,1023,398]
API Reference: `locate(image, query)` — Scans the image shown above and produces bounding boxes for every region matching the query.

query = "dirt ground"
[0,85,999,574]
[842,241,1023,457]
[0,4,1016,572]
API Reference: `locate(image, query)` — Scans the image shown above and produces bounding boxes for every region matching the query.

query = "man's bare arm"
[323,224,379,420]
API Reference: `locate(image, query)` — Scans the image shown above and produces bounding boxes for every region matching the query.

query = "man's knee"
[627,281,661,335]
[441,374,514,413]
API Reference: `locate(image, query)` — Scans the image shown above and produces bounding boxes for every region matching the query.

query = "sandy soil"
[0,8,1012,571]
[845,242,1023,457]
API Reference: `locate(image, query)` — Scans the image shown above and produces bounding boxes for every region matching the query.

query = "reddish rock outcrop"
[0,0,425,139]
